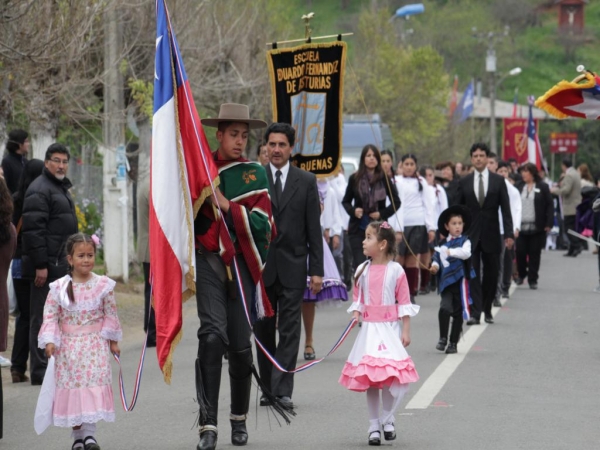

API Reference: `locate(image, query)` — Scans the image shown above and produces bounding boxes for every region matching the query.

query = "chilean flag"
[525,96,543,170]
[151,0,218,383]
[535,71,600,119]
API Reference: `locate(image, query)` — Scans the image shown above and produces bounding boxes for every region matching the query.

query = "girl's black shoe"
[368,430,381,446]
[72,439,84,450]
[383,422,396,441]
[83,436,100,450]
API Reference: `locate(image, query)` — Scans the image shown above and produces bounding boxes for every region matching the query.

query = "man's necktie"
[478,173,485,207]
[275,170,282,204]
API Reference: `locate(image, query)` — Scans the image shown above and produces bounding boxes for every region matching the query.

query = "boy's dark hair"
[562,158,572,168]
[497,161,511,170]
[445,213,464,225]
[44,143,70,161]
[469,142,490,156]
[264,122,295,147]
[6,129,28,154]
[65,233,97,303]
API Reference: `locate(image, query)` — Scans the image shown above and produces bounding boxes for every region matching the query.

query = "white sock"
[82,423,96,437]
[72,428,85,440]
[366,388,381,432]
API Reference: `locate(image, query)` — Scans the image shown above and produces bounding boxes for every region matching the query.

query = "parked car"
[341,114,394,178]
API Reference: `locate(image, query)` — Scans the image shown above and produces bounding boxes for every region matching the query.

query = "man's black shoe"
[529,283,538,290]
[436,338,447,352]
[493,298,502,307]
[259,395,271,407]
[466,317,480,325]
[445,342,458,354]
[515,277,524,285]
[484,315,494,324]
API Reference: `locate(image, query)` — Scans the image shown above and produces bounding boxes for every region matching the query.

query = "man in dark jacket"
[1,129,29,194]
[22,143,78,384]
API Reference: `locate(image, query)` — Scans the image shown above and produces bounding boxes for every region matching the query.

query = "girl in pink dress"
[39,233,122,450]
[339,221,419,446]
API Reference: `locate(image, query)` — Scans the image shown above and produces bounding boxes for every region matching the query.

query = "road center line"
[405,283,516,409]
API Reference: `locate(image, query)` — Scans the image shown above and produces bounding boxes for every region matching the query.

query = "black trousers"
[349,232,366,272]
[10,278,31,374]
[254,277,303,398]
[342,230,353,286]
[516,232,546,284]
[196,252,253,352]
[469,243,501,320]
[439,281,463,343]
[564,215,581,253]
[29,283,50,383]
[142,263,156,346]
[501,245,514,295]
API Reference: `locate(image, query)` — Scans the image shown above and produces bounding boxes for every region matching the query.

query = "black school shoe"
[436,337,447,352]
[72,440,84,450]
[383,423,396,441]
[368,430,381,446]
[83,436,100,450]
[445,342,457,354]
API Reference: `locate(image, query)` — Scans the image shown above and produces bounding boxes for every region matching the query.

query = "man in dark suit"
[457,143,514,325]
[254,122,323,409]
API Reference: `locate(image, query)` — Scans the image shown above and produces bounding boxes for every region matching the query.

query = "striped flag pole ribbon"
[111,284,153,412]
[232,257,358,374]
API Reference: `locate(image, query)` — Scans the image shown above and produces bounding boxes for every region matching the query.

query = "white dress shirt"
[498,179,522,235]
[473,168,489,204]
[269,161,290,190]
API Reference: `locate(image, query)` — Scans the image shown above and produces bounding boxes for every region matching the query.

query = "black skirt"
[398,225,429,256]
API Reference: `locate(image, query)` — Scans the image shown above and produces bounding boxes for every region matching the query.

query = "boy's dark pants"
[438,281,463,343]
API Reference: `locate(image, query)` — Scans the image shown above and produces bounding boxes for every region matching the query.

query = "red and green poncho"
[197,154,276,319]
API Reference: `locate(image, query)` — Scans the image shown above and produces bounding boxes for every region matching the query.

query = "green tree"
[344,7,449,160]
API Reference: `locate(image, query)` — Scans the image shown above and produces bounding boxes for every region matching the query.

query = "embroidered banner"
[502,117,532,165]
[266,41,346,177]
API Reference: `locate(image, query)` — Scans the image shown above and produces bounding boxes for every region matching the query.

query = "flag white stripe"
[152,98,193,291]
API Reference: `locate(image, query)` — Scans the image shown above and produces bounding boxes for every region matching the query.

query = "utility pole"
[102,1,128,282]
[473,26,510,155]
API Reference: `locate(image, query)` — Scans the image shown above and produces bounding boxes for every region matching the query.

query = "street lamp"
[489,65,522,154]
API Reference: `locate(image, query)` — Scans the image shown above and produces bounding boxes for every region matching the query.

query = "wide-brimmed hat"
[438,205,472,237]
[201,103,267,129]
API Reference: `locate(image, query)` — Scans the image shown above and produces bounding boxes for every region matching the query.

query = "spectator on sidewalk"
[2,129,29,194]
[552,158,582,257]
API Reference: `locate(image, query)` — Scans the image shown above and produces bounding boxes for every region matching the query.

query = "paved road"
[2,249,599,449]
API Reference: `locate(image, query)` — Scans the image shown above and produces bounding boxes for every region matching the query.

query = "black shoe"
[445,342,457,354]
[484,315,494,324]
[529,282,538,290]
[277,396,294,410]
[515,277,524,285]
[563,251,575,257]
[72,440,84,450]
[259,395,271,406]
[466,317,480,325]
[383,423,396,441]
[198,427,218,450]
[435,338,447,352]
[571,248,582,257]
[493,298,502,307]
[83,436,100,450]
[231,420,248,446]
[368,430,381,446]
[501,293,509,299]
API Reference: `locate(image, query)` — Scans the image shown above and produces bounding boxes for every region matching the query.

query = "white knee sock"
[366,388,381,432]
[71,428,85,440]
[380,384,409,426]
[82,423,96,437]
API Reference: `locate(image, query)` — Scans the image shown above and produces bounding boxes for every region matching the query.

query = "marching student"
[339,221,419,446]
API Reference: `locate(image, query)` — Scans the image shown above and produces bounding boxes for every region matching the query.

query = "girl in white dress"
[339,221,419,446]
[39,233,121,450]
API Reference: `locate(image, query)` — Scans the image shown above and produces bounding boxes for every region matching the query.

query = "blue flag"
[454,81,474,123]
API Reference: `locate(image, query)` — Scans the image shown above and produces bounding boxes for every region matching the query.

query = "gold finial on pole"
[302,12,315,41]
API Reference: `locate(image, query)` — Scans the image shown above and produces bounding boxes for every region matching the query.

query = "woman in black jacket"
[515,163,554,289]
[342,144,400,270]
